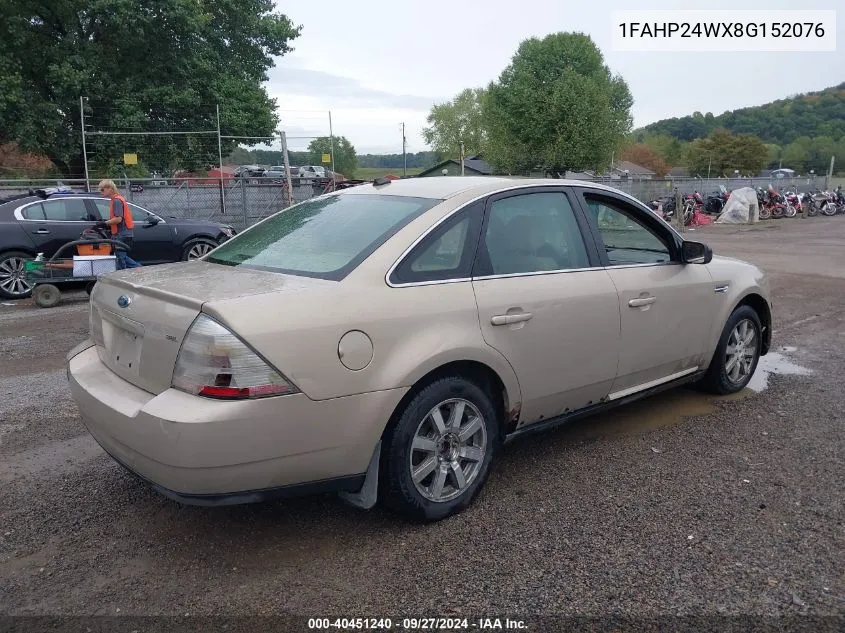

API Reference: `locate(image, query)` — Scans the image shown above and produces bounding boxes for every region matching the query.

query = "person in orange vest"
[97,179,141,269]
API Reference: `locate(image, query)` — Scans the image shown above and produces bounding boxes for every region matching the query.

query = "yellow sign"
[321,153,331,163]
[123,153,138,165]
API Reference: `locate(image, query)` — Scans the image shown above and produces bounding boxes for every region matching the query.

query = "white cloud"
[269,0,845,155]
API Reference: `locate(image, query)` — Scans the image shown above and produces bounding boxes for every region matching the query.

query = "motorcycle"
[704,186,730,215]
[649,196,676,223]
[804,189,837,217]
[760,188,797,219]
[679,191,703,225]
[781,188,801,218]
[835,186,845,213]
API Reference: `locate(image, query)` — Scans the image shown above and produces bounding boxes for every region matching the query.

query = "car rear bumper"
[67,344,406,500]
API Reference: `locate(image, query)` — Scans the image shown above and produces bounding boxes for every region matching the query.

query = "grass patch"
[352,167,423,180]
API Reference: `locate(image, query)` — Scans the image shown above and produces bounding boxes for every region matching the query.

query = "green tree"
[633,132,687,166]
[765,143,782,169]
[781,136,813,172]
[0,0,300,177]
[307,136,357,178]
[684,129,768,176]
[806,135,838,173]
[639,82,845,145]
[422,88,486,160]
[483,32,633,176]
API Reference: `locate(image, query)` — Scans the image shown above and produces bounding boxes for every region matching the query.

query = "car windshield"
[206,194,440,280]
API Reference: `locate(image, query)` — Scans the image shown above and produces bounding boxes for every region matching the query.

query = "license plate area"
[100,313,144,377]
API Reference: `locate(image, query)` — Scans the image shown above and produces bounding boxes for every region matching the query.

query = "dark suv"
[0,190,236,299]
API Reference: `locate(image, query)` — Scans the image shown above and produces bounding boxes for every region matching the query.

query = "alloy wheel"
[187,242,214,259]
[0,256,32,298]
[725,318,759,385]
[409,398,487,503]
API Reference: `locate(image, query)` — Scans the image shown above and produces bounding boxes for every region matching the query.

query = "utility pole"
[402,122,407,177]
[216,104,226,215]
[827,155,835,189]
[460,141,465,176]
[79,96,90,191]
[707,152,712,182]
[281,130,294,207]
[328,111,336,176]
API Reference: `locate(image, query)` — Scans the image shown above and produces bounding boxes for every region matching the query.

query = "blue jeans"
[115,237,142,270]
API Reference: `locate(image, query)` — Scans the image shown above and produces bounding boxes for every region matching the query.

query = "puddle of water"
[548,349,812,441]
[558,389,720,441]
[746,351,813,392]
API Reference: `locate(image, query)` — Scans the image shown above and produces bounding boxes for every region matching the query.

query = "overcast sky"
[268,0,843,154]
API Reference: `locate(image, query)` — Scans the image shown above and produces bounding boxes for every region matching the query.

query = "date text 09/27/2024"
[307,618,528,630]
[617,22,826,39]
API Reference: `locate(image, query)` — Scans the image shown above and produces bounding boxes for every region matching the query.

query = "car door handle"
[33,229,50,234]
[491,312,533,326]
[628,297,656,308]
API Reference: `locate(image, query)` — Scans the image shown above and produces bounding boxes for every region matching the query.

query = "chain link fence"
[0,175,341,231]
[1,173,832,231]
[583,174,830,204]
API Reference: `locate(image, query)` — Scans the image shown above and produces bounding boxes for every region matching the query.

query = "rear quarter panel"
[204,279,522,407]
[0,217,37,254]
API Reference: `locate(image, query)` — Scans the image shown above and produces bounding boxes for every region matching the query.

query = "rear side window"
[41,199,90,221]
[389,202,483,285]
[21,203,46,220]
[481,192,590,275]
[206,194,440,281]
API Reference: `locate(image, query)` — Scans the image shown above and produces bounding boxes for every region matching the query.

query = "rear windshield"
[206,194,440,280]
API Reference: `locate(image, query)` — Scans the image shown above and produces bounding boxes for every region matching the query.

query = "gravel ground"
[0,218,843,628]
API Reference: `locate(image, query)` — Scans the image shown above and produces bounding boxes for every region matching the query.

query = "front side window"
[93,198,154,222]
[92,199,110,221]
[583,194,672,265]
[206,194,440,280]
[482,192,590,275]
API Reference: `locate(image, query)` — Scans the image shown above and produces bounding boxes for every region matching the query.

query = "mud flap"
[338,441,380,510]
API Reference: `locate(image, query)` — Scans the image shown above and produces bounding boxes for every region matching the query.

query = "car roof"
[337,176,642,201]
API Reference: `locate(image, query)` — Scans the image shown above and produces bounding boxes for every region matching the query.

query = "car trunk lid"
[89,261,330,394]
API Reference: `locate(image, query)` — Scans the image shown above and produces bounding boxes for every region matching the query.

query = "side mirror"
[145,216,161,226]
[682,240,712,264]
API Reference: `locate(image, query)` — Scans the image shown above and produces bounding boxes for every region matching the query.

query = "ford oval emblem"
[117,295,131,308]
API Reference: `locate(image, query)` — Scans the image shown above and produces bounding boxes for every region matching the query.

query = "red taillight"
[198,384,290,399]
[172,314,298,400]
[198,386,251,399]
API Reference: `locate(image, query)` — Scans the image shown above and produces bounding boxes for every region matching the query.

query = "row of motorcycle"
[649,185,845,225]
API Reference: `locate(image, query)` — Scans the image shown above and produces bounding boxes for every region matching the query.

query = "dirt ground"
[1,216,843,626]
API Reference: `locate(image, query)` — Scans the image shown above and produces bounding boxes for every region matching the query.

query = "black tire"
[33,283,62,308]
[697,305,762,395]
[0,250,34,300]
[807,206,819,217]
[380,376,499,523]
[181,238,217,261]
[771,205,785,219]
[85,281,96,295]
